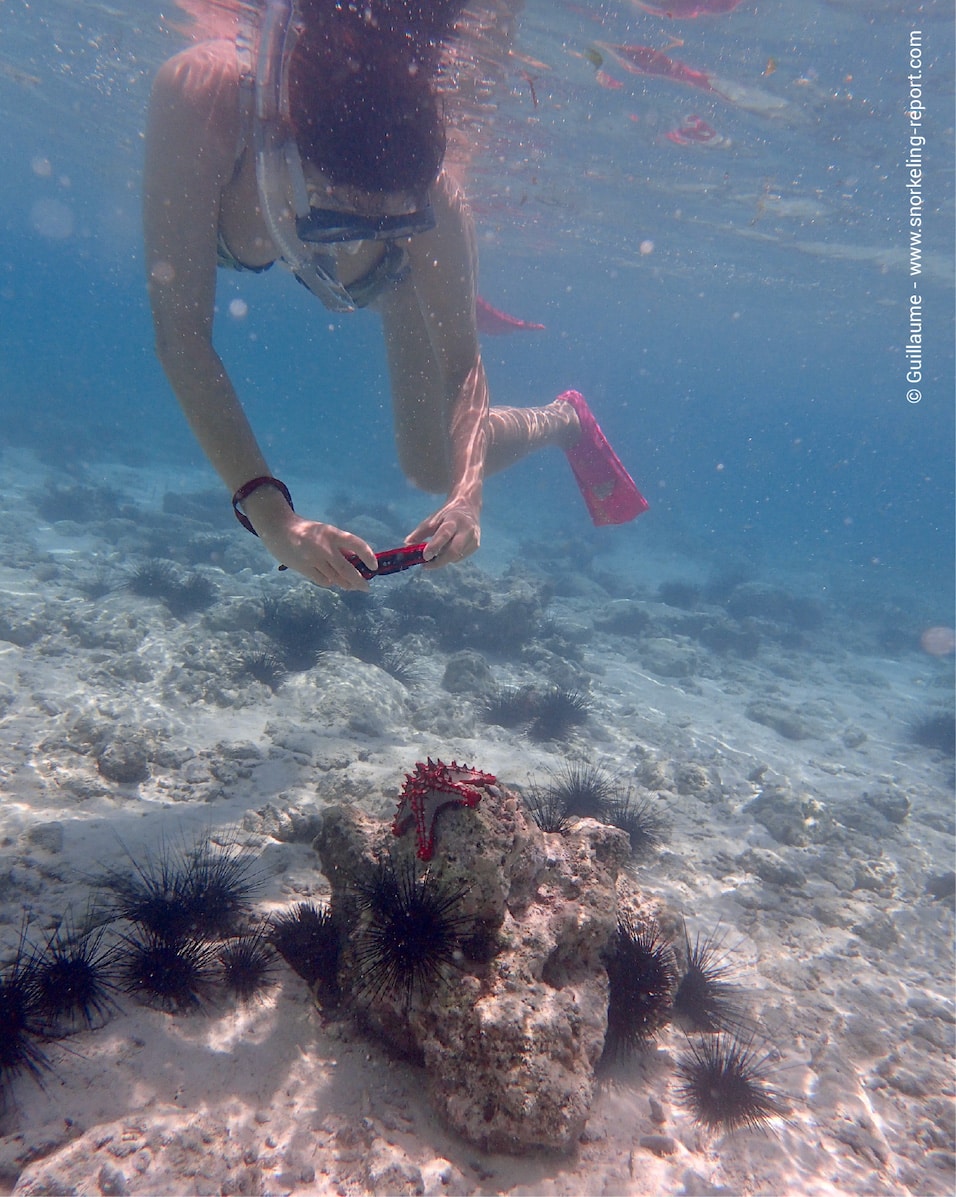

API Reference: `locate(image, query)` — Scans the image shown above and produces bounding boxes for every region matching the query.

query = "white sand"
[0,451,952,1196]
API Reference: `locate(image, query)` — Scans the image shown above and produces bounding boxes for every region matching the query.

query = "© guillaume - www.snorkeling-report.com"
[904,29,926,406]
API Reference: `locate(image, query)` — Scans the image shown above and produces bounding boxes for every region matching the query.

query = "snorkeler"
[144,0,646,591]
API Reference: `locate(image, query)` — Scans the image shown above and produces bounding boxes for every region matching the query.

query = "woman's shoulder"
[430,167,470,223]
[153,39,241,110]
[150,39,242,160]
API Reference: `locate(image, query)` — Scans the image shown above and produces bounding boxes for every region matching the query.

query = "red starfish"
[392,758,498,861]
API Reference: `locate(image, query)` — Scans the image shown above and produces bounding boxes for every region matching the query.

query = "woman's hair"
[287,0,468,194]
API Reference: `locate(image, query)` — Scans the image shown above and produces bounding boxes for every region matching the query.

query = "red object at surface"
[600,43,715,92]
[630,0,743,17]
[595,68,624,91]
[475,295,546,335]
[665,114,722,145]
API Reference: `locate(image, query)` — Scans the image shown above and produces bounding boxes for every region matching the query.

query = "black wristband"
[232,476,294,536]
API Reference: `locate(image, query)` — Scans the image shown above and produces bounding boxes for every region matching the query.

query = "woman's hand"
[251,501,377,590]
[406,497,481,568]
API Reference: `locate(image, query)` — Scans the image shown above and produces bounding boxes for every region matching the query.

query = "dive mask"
[297,202,436,246]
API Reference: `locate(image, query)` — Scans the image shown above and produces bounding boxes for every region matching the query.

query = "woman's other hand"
[406,498,480,568]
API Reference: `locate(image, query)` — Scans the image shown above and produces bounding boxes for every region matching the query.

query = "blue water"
[0,0,953,613]
[0,7,954,1186]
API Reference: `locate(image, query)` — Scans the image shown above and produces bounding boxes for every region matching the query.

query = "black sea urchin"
[179,839,261,939]
[602,914,677,1061]
[0,948,49,1093]
[76,565,119,601]
[675,1034,787,1133]
[522,779,573,835]
[354,858,473,1007]
[31,920,119,1034]
[125,558,218,618]
[218,929,278,1004]
[344,608,419,686]
[910,711,956,758]
[269,902,342,1004]
[125,559,180,602]
[162,571,217,618]
[528,687,590,742]
[236,649,289,692]
[673,924,748,1035]
[605,791,667,857]
[98,845,195,941]
[117,932,218,1013]
[550,762,615,821]
[261,592,337,671]
[100,838,259,942]
[481,684,538,730]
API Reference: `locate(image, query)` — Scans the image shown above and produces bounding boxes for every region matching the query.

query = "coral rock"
[314,784,630,1153]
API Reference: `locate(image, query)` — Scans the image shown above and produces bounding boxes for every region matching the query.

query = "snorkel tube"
[253,0,358,312]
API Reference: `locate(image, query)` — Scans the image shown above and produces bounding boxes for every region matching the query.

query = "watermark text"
[904,30,924,403]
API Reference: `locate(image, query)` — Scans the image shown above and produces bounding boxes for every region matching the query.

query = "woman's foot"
[548,395,582,450]
[557,389,649,525]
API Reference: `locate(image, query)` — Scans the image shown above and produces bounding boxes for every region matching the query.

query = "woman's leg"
[380,284,579,491]
[380,282,453,492]
[484,399,578,474]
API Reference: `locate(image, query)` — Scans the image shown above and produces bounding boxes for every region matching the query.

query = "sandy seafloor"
[0,448,953,1197]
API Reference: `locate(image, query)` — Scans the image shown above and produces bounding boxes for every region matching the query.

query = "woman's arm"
[144,44,263,488]
[143,44,376,588]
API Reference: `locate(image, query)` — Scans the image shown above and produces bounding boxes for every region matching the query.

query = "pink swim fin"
[475,295,546,335]
[559,390,649,526]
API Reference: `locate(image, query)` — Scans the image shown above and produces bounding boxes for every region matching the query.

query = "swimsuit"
[216,227,272,274]
[216,219,410,307]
